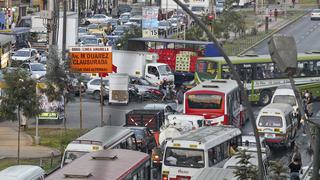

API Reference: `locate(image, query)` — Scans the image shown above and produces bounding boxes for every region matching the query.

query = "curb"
[238,11,309,56]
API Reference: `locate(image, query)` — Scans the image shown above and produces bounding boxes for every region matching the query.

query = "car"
[21,62,46,79]
[89,31,107,44]
[104,19,119,29]
[190,6,206,16]
[158,20,172,36]
[118,4,132,15]
[310,9,320,20]
[78,27,88,36]
[87,23,100,33]
[239,134,271,158]
[129,76,157,94]
[11,48,39,62]
[112,25,128,36]
[216,3,224,15]
[128,15,142,27]
[86,78,109,100]
[119,12,131,24]
[80,37,101,46]
[84,14,111,25]
[126,126,157,153]
[66,74,87,96]
[168,18,181,31]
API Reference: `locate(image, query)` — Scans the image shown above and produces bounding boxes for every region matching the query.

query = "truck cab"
[145,63,174,85]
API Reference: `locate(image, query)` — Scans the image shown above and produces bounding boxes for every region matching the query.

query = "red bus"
[184,79,245,127]
[46,149,150,180]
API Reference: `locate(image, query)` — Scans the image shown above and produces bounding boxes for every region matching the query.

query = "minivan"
[0,165,45,180]
[256,103,298,148]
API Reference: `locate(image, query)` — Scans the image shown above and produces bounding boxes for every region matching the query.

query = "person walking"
[274,9,278,21]
[288,157,302,180]
[101,82,107,105]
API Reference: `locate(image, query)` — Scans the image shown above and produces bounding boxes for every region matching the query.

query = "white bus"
[161,126,242,180]
[61,126,137,167]
[184,79,245,127]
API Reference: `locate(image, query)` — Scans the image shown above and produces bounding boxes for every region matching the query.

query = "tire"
[93,90,101,100]
[259,90,272,106]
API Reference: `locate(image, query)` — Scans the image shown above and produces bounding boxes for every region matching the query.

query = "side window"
[208,147,216,167]
[21,64,29,69]
[91,79,100,85]
[147,66,158,76]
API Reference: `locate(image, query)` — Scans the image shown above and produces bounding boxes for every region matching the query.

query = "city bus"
[194,53,320,105]
[161,126,242,180]
[184,79,245,127]
[47,149,151,180]
[61,126,137,167]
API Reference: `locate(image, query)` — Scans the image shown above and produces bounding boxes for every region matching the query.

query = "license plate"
[265,133,275,138]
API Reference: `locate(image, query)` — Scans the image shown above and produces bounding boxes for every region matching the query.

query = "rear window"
[187,94,222,109]
[258,116,283,127]
[272,95,296,106]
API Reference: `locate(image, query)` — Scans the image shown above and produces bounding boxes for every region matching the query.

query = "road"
[249,14,320,54]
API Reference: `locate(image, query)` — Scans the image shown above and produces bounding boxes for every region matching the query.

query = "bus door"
[226,90,242,127]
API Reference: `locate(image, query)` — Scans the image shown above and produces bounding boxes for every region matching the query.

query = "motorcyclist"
[160,79,168,102]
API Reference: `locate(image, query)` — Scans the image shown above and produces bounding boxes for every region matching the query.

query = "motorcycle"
[145,84,176,102]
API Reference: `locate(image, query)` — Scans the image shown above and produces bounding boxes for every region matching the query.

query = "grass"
[0,128,88,173]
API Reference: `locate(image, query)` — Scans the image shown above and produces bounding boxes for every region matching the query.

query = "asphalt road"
[249,14,320,54]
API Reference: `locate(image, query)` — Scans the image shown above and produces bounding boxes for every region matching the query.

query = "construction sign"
[69,46,113,73]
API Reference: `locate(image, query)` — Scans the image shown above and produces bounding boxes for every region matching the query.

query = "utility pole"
[62,0,67,61]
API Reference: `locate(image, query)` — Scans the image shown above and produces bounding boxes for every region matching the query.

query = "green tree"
[233,150,259,180]
[116,26,142,50]
[0,69,41,164]
[268,161,288,180]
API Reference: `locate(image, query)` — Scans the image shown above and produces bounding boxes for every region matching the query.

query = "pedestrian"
[160,79,168,102]
[269,9,273,21]
[288,157,302,180]
[101,82,107,105]
[274,8,278,21]
[292,0,296,8]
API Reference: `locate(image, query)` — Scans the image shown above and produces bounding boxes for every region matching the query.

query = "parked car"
[11,48,39,62]
[78,27,88,36]
[310,9,320,20]
[84,14,111,25]
[119,12,131,24]
[158,20,172,36]
[129,76,157,94]
[86,78,109,100]
[21,62,46,79]
[190,6,206,16]
[118,4,132,15]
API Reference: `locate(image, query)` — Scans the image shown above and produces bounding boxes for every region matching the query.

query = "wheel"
[259,90,272,106]
[93,90,101,100]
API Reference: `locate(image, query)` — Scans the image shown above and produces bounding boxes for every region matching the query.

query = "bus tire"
[259,90,272,106]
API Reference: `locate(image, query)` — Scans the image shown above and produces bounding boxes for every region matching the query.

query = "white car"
[310,9,320,20]
[21,62,46,79]
[11,48,39,62]
[86,78,109,100]
[85,14,111,25]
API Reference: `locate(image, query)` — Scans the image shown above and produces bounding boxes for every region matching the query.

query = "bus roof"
[46,149,149,180]
[187,79,238,94]
[192,167,236,180]
[73,126,133,148]
[197,53,320,64]
[259,103,293,115]
[171,126,241,145]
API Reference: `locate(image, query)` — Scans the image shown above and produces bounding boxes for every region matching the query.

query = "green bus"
[194,53,320,106]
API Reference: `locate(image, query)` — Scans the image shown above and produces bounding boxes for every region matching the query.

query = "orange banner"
[69,46,113,73]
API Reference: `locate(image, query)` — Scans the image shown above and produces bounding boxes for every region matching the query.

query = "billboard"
[142,7,159,38]
[69,46,113,73]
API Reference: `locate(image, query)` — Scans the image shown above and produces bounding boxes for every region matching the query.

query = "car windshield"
[187,94,223,109]
[63,151,88,165]
[158,65,172,75]
[83,38,98,45]
[78,28,86,33]
[258,116,283,127]
[159,21,169,26]
[191,6,204,11]
[272,95,296,106]
[88,24,99,29]
[30,64,46,71]
[14,50,30,57]
[164,147,204,168]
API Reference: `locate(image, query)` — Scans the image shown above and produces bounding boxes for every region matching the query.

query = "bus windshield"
[164,147,204,168]
[187,94,222,109]
[63,151,87,165]
[196,61,218,81]
[272,95,296,106]
[258,116,283,127]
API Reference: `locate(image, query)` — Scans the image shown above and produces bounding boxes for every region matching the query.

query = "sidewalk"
[0,121,60,159]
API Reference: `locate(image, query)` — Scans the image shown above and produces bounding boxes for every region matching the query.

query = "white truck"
[18,12,78,52]
[111,50,175,85]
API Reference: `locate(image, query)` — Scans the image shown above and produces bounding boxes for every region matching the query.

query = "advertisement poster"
[142,7,159,38]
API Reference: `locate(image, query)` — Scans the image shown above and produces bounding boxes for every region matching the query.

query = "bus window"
[187,94,222,109]
[164,147,205,168]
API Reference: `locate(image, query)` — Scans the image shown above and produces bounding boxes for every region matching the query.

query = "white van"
[271,85,299,118]
[256,103,298,147]
[0,165,45,180]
